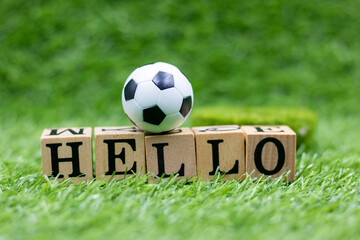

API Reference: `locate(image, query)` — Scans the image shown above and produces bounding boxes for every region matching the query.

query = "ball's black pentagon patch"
[180,96,192,117]
[124,79,138,101]
[143,106,166,125]
[152,71,174,90]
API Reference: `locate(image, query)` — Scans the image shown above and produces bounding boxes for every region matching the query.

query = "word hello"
[40,125,296,183]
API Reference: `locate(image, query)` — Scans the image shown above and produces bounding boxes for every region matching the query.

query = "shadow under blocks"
[40,125,296,183]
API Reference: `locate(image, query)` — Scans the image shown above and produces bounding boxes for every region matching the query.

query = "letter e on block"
[40,127,93,183]
[94,126,145,180]
[145,128,196,182]
[241,126,296,181]
[192,125,245,181]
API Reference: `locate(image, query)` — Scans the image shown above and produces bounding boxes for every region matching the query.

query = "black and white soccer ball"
[122,62,193,133]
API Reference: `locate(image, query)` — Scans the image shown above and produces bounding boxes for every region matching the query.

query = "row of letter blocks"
[41,125,296,183]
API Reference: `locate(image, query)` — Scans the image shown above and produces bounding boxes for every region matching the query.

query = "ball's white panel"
[157,88,183,115]
[137,121,163,133]
[174,74,193,99]
[134,81,161,108]
[126,64,158,84]
[159,112,185,132]
[122,99,143,123]
[153,62,182,75]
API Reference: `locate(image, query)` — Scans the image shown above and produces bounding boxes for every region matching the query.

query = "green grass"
[0,115,359,239]
[1,0,360,239]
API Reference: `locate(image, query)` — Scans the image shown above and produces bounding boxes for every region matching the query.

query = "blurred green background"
[1,0,359,124]
[1,0,360,239]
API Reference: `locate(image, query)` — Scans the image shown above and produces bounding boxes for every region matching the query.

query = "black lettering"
[46,142,84,178]
[254,137,285,175]
[152,143,184,177]
[168,129,183,134]
[103,139,137,175]
[48,128,84,136]
[255,127,264,132]
[147,129,182,136]
[255,127,284,133]
[199,126,240,132]
[102,127,140,133]
[207,139,239,175]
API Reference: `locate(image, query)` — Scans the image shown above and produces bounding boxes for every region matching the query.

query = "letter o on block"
[241,126,296,181]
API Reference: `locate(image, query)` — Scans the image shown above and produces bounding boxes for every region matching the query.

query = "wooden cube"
[40,127,93,183]
[94,126,146,180]
[241,125,296,181]
[145,128,196,181]
[192,125,245,181]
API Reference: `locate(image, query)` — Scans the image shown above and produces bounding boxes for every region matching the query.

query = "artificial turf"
[0,0,359,239]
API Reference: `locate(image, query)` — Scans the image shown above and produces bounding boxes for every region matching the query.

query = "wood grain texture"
[145,128,196,182]
[94,126,145,180]
[40,127,93,183]
[241,125,296,181]
[94,126,146,180]
[192,125,245,181]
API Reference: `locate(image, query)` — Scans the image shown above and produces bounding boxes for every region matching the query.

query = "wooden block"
[145,128,196,181]
[94,126,146,180]
[40,127,93,183]
[241,125,296,181]
[192,125,245,181]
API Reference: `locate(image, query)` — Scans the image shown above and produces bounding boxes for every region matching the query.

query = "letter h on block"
[94,126,146,180]
[40,128,93,183]
[241,126,296,181]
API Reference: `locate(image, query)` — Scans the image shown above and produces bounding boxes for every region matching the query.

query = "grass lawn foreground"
[0,0,360,239]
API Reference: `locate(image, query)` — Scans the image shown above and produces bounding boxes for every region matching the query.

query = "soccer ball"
[122,62,194,133]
